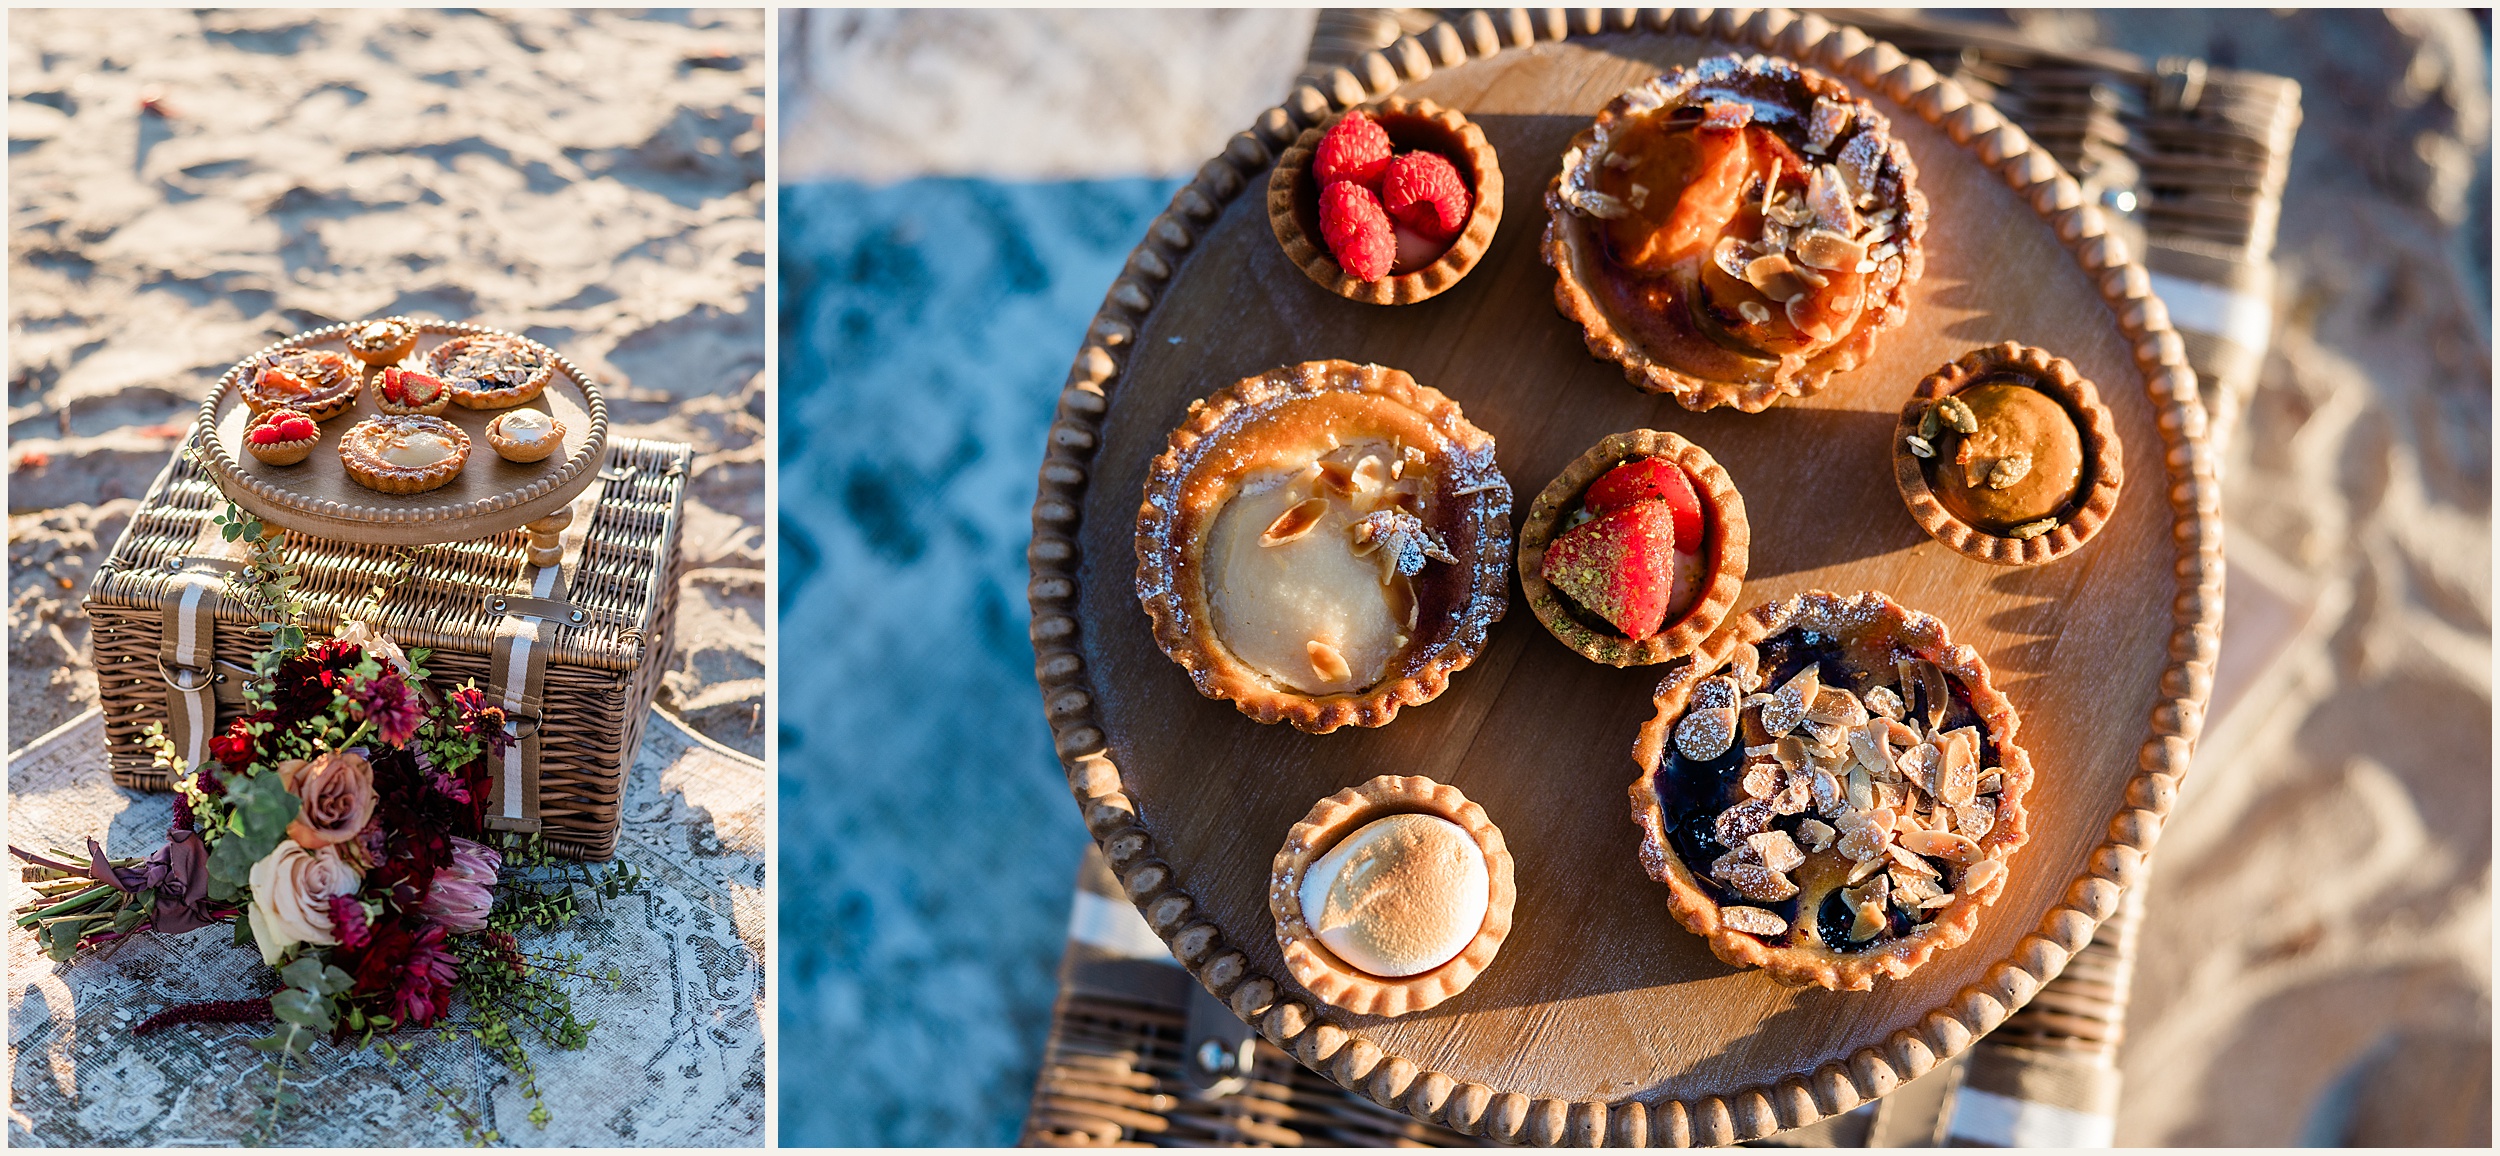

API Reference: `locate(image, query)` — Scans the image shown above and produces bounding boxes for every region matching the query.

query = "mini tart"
[343,317,419,367]
[241,408,320,466]
[372,366,452,416]
[1895,342,2124,566]
[1517,430,1748,667]
[239,348,361,420]
[1629,590,2033,991]
[426,333,555,409]
[484,408,565,463]
[1268,97,1504,306]
[338,415,471,495]
[1545,54,1929,412]
[1134,360,1511,734]
[1270,775,1515,1018]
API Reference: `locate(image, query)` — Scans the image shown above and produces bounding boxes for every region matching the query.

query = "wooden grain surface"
[207,330,602,545]
[1075,33,2175,1107]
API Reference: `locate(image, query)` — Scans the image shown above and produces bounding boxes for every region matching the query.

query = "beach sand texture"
[8,8,767,758]
[779,10,2488,1147]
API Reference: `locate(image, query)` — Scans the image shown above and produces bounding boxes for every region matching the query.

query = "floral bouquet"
[12,508,637,1142]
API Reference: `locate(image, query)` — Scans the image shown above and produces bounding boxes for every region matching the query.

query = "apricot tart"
[427,333,554,410]
[373,366,452,416]
[1269,775,1514,1017]
[240,348,361,421]
[484,407,565,463]
[1630,590,2033,990]
[339,415,471,495]
[343,317,418,367]
[1518,430,1748,667]
[1546,54,1928,412]
[1134,360,1511,733]
[1896,342,2124,566]
[242,408,321,467]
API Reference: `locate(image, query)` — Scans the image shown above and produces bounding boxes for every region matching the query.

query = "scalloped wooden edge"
[1626,590,2036,992]
[1516,429,1751,666]
[1026,8,2220,1146]
[1270,775,1517,1017]
[1269,96,1506,305]
[197,319,611,527]
[1893,341,2126,566]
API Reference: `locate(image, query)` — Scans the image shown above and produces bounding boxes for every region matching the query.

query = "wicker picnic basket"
[85,433,691,861]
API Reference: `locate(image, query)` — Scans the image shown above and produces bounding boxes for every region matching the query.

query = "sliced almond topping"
[1260,498,1330,547]
[1740,761,1778,801]
[1773,734,1809,771]
[1896,827,1982,867]
[1762,666,1819,736]
[1845,765,1875,813]
[1846,854,1888,885]
[1807,685,1869,727]
[1796,818,1836,852]
[1848,723,1892,777]
[1743,742,1781,759]
[1953,803,1995,838]
[1709,847,1798,902]
[1676,707,1739,762]
[1806,96,1852,154]
[1918,893,1957,910]
[1351,454,1391,496]
[1627,182,1651,210]
[1306,640,1351,684]
[1742,253,1809,303]
[1883,717,1921,749]
[1845,874,1890,940]
[1807,164,1861,235]
[1313,459,1357,497]
[1836,807,1892,861]
[1714,798,1776,847]
[1712,233,1751,280]
[1749,830,1806,874]
[1723,906,1789,937]
[1770,776,1812,816]
[1937,732,1979,807]
[1810,768,1843,815]
[1885,842,1941,877]
[1736,299,1772,325]
[1975,770,2004,795]
[1960,857,2007,896]
[1791,227,1866,271]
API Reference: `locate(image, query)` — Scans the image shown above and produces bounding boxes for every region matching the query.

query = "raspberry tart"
[1629,590,2033,991]
[343,317,419,367]
[372,366,453,416]
[239,348,362,421]
[1134,360,1510,733]
[1269,775,1515,1017]
[1517,430,1748,667]
[241,408,321,466]
[1896,343,2124,566]
[426,333,555,410]
[338,415,471,495]
[1546,54,1928,412]
[484,407,565,463]
[1268,98,1503,306]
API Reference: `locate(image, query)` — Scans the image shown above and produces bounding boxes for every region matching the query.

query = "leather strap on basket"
[485,560,562,833]
[158,567,225,774]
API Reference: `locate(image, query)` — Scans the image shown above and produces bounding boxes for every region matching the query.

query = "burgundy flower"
[393,923,460,1027]
[418,837,501,934]
[353,669,425,748]
[449,686,513,757]
[329,893,372,948]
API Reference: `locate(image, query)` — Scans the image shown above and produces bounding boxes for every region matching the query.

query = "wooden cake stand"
[198,320,610,563]
[1028,9,2222,1148]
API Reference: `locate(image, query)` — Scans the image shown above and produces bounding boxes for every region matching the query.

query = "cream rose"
[281,751,377,850]
[246,839,362,966]
[334,620,415,680]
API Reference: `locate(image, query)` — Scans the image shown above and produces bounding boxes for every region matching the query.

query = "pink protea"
[418,836,501,933]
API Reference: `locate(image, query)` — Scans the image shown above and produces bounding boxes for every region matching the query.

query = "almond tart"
[1134,360,1510,734]
[484,407,565,463]
[1518,430,1748,667]
[339,414,471,495]
[1546,54,1928,412]
[241,407,321,466]
[1629,590,2033,991]
[343,317,419,367]
[1895,342,2124,566]
[1268,97,1504,306]
[426,333,555,410]
[373,366,453,416]
[239,347,362,421]
[1270,775,1514,1017]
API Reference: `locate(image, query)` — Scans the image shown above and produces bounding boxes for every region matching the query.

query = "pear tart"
[1630,590,2033,990]
[426,333,555,410]
[240,348,362,421]
[343,317,419,367]
[339,415,471,495]
[1546,54,1928,412]
[1518,430,1749,667]
[1135,361,1511,734]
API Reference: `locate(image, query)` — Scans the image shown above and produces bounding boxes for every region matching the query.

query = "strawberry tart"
[1517,429,1749,666]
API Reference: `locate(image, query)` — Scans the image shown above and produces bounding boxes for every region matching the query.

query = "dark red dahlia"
[353,668,425,747]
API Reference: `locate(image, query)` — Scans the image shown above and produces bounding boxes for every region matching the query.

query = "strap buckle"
[501,712,542,741]
[158,658,216,693]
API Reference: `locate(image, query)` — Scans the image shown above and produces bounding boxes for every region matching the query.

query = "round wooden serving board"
[200,320,609,546]
[1030,10,2222,1147]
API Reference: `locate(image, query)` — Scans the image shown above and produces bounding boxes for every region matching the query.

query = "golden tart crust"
[241,408,320,467]
[1134,360,1511,734]
[484,408,565,463]
[343,317,419,367]
[426,334,555,409]
[338,415,472,495]
[1267,97,1504,306]
[1629,590,2033,991]
[1894,342,2124,566]
[1269,775,1515,1018]
[1517,429,1749,667]
[1544,54,1929,412]
[240,348,362,421]
[372,366,453,416]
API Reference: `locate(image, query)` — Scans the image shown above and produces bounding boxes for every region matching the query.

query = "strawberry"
[1318,181,1396,281]
[381,367,444,405]
[1583,457,1704,545]
[1314,111,1393,189]
[1380,150,1470,241]
[1540,501,1677,640]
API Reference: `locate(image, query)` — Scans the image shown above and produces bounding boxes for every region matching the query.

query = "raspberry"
[1380,150,1470,241]
[1314,111,1392,189]
[1318,181,1395,281]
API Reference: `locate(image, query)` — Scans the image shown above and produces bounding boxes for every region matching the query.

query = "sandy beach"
[778,9,2488,1146]
[8,8,767,757]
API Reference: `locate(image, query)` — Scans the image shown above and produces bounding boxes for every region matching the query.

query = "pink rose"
[281,751,377,850]
[246,840,362,965]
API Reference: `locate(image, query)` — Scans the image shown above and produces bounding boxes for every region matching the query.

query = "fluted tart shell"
[485,410,566,463]
[343,316,419,367]
[1270,775,1515,1018]
[426,333,555,410]
[338,415,472,495]
[1268,97,1504,306]
[1629,590,2034,991]
[1517,429,1749,667]
[1134,360,1511,734]
[1894,342,2124,566]
[239,348,362,421]
[241,408,320,467]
